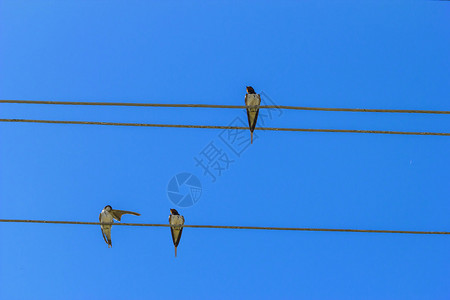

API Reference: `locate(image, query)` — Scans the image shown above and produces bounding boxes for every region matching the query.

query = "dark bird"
[99,205,140,248]
[169,208,185,257]
[245,86,261,143]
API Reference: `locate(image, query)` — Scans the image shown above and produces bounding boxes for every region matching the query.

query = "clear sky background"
[0,1,449,299]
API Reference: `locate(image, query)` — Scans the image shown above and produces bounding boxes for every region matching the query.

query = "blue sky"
[0,1,449,299]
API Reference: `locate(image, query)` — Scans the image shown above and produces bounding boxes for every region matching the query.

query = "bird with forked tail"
[169,208,185,257]
[245,86,261,143]
[99,205,140,248]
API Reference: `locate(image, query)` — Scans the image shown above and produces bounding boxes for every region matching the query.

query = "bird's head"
[170,209,179,215]
[246,86,256,94]
[104,205,112,212]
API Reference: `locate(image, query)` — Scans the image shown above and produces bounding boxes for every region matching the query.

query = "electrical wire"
[1,99,449,114]
[0,219,448,235]
[0,119,449,136]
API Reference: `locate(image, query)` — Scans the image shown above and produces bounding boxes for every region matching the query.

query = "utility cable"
[0,119,449,136]
[0,219,448,235]
[1,99,449,114]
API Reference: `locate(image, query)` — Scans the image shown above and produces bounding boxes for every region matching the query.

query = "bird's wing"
[246,109,253,129]
[246,109,260,132]
[101,227,109,245]
[111,210,141,221]
[245,94,261,133]
[170,215,184,247]
[170,227,175,244]
[99,215,111,246]
[170,227,183,247]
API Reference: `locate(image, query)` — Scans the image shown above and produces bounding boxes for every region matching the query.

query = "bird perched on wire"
[245,86,261,143]
[169,208,185,257]
[99,205,140,248]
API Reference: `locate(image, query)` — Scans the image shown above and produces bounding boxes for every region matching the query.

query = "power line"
[1,99,449,114]
[0,219,448,235]
[1,119,449,136]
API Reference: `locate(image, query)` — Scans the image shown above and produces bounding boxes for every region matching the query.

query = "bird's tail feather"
[175,246,177,257]
[251,131,253,144]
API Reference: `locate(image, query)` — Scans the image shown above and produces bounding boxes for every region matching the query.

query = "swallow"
[245,86,261,143]
[99,205,140,248]
[169,208,185,257]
